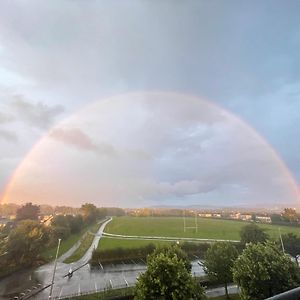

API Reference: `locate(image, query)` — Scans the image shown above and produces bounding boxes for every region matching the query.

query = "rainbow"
[1,91,299,207]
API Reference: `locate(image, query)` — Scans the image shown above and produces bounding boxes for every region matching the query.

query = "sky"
[0,0,300,208]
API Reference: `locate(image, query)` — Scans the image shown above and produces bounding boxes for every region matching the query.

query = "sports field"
[98,216,300,251]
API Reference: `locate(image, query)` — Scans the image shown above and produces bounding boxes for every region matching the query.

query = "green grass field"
[99,216,300,251]
[64,222,102,263]
[98,237,171,251]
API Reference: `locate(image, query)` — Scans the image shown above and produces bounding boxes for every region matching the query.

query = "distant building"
[0,217,9,228]
[230,213,240,219]
[198,213,212,218]
[212,213,221,218]
[40,215,53,226]
[240,214,252,221]
[256,215,272,223]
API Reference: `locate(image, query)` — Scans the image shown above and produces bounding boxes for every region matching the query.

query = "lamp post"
[279,228,285,254]
[49,238,61,299]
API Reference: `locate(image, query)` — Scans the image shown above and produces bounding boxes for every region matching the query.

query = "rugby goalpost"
[183,210,198,233]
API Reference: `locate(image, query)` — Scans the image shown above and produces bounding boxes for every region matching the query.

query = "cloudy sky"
[0,1,300,208]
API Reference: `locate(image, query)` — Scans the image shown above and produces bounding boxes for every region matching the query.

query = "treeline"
[0,203,126,217]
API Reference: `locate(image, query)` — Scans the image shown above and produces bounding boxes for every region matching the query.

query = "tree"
[282,208,299,223]
[67,215,83,234]
[280,233,300,261]
[6,220,49,266]
[233,242,300,299]
[240,223,268,245]
[80,203,98,224]
[203,242,238,299]
[16,202,40,221]
[134,245,206,299]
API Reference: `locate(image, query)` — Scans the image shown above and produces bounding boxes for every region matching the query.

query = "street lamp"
[279,228,285,254]
[49,238,61,299]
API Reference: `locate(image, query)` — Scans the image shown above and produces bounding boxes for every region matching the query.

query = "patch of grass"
[98,237,170,251]
[104,216,300,241]
[64,220,106,263]
[42,220,103,262]
[42,230,86,261]
[64,233,94,263]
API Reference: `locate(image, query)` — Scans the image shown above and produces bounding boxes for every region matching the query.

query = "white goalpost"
[183,210,198,233]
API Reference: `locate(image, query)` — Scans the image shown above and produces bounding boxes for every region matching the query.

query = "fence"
[53,283,135,299]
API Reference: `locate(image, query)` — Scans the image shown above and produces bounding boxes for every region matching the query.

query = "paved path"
[102,232,240,243]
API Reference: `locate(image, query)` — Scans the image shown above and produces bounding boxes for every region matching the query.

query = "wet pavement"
[0,217,205,300]
[0,260,204,299]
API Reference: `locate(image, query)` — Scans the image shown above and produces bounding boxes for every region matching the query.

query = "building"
[256,215,272,223]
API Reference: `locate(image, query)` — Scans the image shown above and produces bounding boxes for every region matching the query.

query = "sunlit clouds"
[2,93,299,208]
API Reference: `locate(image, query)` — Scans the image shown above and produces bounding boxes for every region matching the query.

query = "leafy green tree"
[280,233,300,261]
[240,223,268,245]
[6,220,49,266]
[80,203,98,224]
[67,215,83,233]
[203,242,238,299]
[233,242,300,299]
[282,208,299,223]
[16,202,40,221]
[134,245,206,300]
[270,213,283,223]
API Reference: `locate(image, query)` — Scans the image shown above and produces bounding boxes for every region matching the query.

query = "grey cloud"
[0,129,17,142]
[49,127,116,157]
[10,96,64,129]
[0,111,14,124]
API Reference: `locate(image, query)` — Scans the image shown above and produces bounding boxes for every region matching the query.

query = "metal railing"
[265,287,300,300]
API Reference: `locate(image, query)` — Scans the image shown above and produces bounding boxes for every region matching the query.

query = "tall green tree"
[282,208,299,223]
[134,245,206,300]
[203,242,238,299]
[233,242,300,299]
[280,233,300,261]
[6,220,49,266]
[80,203,98,224]
[240,223,268,245]
[16,202,40,221]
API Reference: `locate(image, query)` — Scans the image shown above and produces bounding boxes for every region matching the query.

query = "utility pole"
[49,238,61,299]
[279,228,285,254]
[195,211,198,233]
[183,210,186,233]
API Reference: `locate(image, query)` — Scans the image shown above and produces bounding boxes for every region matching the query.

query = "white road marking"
[59,287,64,298]
[123,276,129,287]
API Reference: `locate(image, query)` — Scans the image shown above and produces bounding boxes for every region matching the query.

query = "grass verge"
[42,220,103,262]
[64,220,105,263]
